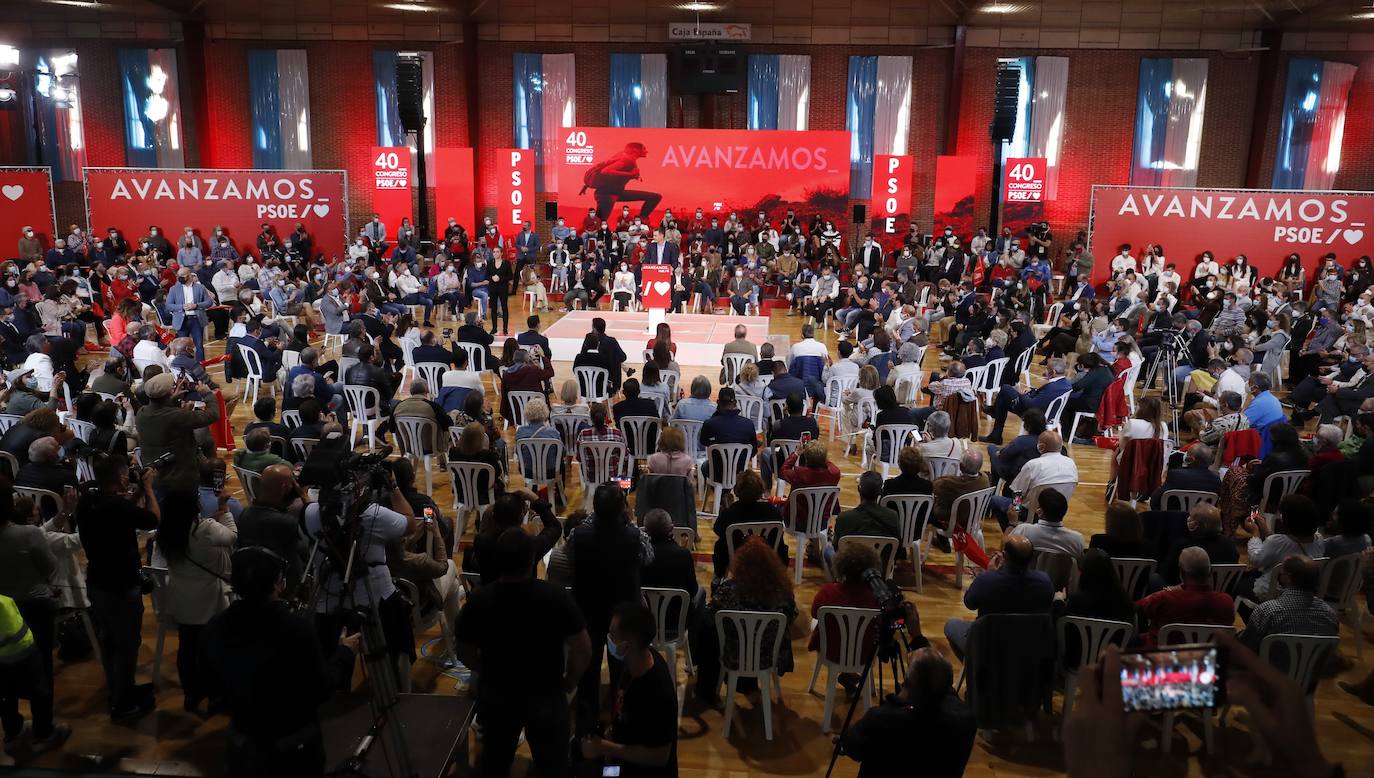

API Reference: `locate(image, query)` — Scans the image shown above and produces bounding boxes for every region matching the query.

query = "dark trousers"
[179,317,206,360]
[988,384,1028,436]
[177,623,216,706]
[489,292,510,334]
[0,596,57,739]
[478,691,570,778]
[227,726,325,778]
[575,626,623,735]
[88,585,144,712]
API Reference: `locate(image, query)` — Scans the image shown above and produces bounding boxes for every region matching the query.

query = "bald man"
[1242,555,1338,651]
[15,434,77,503]
[235,463,309,585]
[1136,545,1234,647]
[942,534,1053,659]
[989,430,1079,528]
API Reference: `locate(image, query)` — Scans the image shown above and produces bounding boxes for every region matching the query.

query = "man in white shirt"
[1215,349,1253,400]
[132,326,171,373]
[212,264,240,304]
[991,431,1080,530]
[1008,487,1084,559]
[1110,245,1136,278]
[21,334,56,392]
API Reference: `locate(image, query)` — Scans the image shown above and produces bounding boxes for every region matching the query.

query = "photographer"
[236,464,309,596]
[134,372,220,494]
[838,647,975,778]
[75,454,160,721]
[302,458,417,686]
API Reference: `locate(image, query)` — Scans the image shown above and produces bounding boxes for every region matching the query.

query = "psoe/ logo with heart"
[1344,228,1365,246]
[1,185,24,202]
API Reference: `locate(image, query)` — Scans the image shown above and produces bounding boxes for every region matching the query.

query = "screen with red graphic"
[0,168,56,252]
[85,168,348,260]
[556,127,850,230]
[1119,644,1223,712]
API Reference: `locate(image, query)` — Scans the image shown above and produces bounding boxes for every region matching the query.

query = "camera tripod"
[822,616,914,778]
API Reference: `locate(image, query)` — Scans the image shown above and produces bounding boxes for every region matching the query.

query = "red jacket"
[499,362,555,423]
[780,450,841,489]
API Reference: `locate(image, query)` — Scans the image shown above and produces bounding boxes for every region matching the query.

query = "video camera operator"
[837,647,976,778]
[134,372,220,494]
[302,454,417,687]
[203,546,360,778]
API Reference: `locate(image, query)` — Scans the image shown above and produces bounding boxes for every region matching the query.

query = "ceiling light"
[677,2,721,11]
[1355,10,1374,18]
[383,2,440,11]
[0,46,18,67]
[981,3,1024,12]
[48,0,103,7]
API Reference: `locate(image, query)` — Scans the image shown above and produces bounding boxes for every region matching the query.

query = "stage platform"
[544,310,780,367]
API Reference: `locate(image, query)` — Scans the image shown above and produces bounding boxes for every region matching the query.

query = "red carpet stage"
[544,310,775,367]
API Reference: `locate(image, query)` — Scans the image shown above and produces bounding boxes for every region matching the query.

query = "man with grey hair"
[21,333,57,392]
[673,375,717,422]
[232,426,290,474]
[1171,318,1211,394]
[930,448,988,536]
[285,345,341,410]
[1137,545,1235,646]
[980,357,1072,445]
[499,348,554,424]
[1150,443,1222,511]
[169,336,219,393]
[916,410,966,461]
[393,378,453,452]
[911,360,971,428]
[16,435,76,498]
[1196,389,1248,445]
[640,507,701,611]
[340,319,369,359]
[720,324,758,383]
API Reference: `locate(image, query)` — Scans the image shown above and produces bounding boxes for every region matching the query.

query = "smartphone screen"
[423,507,435,523]
[614,478,633,491]
[601,767,621,777]
[1119,643,1223,712]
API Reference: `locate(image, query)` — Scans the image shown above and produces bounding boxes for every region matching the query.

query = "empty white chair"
[1057,616,1133,723]
[703,443,755,516]
[1316,552,1367,659]
[716,610,787,741]
[1159,489,1219,513]
[143,566,173,687]
[786,486,841,585]
[836,535,898,580]
[724,521,786,563]
[446,461,497,543]
[237,344,276,404]
[880,493,934,592]
[341,384,383,450]
[393,415,439,495]
[574,365,610,403]
[576,439,629,509]
[808,606,880,733]
[1158,623,1236,755]
[620,416,662,472]
[642,586,694,715]
[232,466,261,502]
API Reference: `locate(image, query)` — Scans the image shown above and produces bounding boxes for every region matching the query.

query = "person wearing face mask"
[361,267,405,318]
[16,227,41,266]
[167,269,214,360]
[550,216,574,248]
[390,237,416,267]
[1109,244,1135,279]
[177,236,204,274]
[362,214,388,257]
[104,227,129,260]
[548,240,571,294]
[140,225,169,258]
[1316,267,1345,313]
[347,234,370,263]
[465,254,491,319]
[390,263,434,326]
[514,220,540,276]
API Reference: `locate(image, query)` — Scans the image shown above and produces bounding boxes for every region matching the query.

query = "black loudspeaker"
[545,201,559,221]
[396,56,425,133]
[990,60,1021,142]
[852,204,866,223]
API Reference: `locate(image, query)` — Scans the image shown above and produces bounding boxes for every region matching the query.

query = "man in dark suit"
[455,312,496,370]
[643,228,680,266]
[513,221,541,275]
[244,397,293,441]
[239,317,283,379]
[858,235,884,277]
[640,509,700,612]
[611,379,660,425]
[592,317,627,394]
[1149,444,1224,510]
[1315,352,1374,423]
[410,330,456,368]
[765,361,806,403]
[357,305,402,371]
[498,348,554,424]
[937,248,965,285]
[770,392,819,443]
[516,315,552,360]
[0,306,30,367]
[1155,501,1239,585]
[987,408,1046,492]
[1001,320,1036,384]
[15,435,77,498]
[981,358,1073,445]
[343,343,397,419]
[1066,353,1116,444]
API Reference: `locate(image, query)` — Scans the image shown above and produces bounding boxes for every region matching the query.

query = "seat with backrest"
[820,375,859,438]
[870,424,919,477]
[1110,557,1156,601]
[963,613,1056,736]
[576,439,629,509]
[1159,489,1219,512]
[880,493,934,592]
[452,342,488,372]
[722,353,753,385]
[703,443,754,515]
[925,455,960,480]
[620,416,662,472]
[232,466,262,502]
[836,535,898,580]
[292,437,319,460]
[807,606,880,733]
[1030,548,1079,592]
[503,390,543,429]
[237,344,277,404]
[1257,469,1308,522]
[393,415,439,494]
[446,461,497,542]
[724,521,787,564]
[1208,563,1245,598]
[715,609,788,740]
[734,393,767,436]
[642,586,694,715]
[574,365,610,403]
[939,487,996,589]
[786,486,841,585]
[1057,616,1133,724]
[1316,552,1367,659]
[979,358,1009,405]
[516,437,565,502]
[1158,623,1236,755]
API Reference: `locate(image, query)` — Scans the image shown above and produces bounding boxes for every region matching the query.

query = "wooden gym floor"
[14,306,1374,778]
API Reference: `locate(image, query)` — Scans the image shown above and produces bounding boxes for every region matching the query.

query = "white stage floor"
[544,310,778,367]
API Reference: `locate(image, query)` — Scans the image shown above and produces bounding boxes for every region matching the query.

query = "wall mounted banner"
[1089,185,1374,285]
[370,146,412,240]
[497,148,535,234]
[0,167,57,257]
[870,154,912,236]
[641,263,672,309]
[932,155,977,240]
[84,168,348,260]
[433,147,477,235]
[1004,158,1047,202]
[557,127,850,229]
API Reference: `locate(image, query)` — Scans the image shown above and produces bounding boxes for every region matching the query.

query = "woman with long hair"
[1060,549,1135,626]
[645,321,676,357]
[692,535,798,702]
[1089,502,1150,559]
[1279,253,1305,295]
[652,340,680,376]
[710,469,786,577]
[156,487,236,713]
[734,361,767,398]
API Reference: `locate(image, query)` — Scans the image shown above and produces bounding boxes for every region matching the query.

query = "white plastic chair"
[836,534,898,580]
[722,353,754,386]
[552,409,592,459]
[962,364,989,405]
[820,375,859,439]
[281,410,302,430]
[1110,557,1156,601]
[807,606,880,733]
[786,486,840,585]
[735,393,767,436]
[716,609,787,741]
[669,418,706,470]
[703,443,755,516]
[1257,469,1308,522]
[642,586,694,716]
[925,455,960,480]
[504,389,543,429]
[446,461,497,543]
[14,486,60,518]
[724,521,786,563]
[516,436,565,501]
[452,342,488,372]
[232,466,261,502]
[1121,360,1143,413]
[941,487,995,589]
[67,418,95,443]
[1316,552,1367,659]
[341,384,383,450]
[620,416,662,472]
[393,415,439,495]
[766,438,801,497]
[1058,616,1133,724]
[576,439,629,509]
[1041,391,1069,434]
[237,344,276,404]
[1259,632,1338,707]
[1159,623,1236,756]
[143,565,173,687]
[671,526,697,551]
[0,414,22,434]
[292,437,319,460]
[979,357,1009,405]
[574,365,610,403]
[881,493,934,592]
[1159,489,1219,513]
[1012,347,1033,389]
[280,348,301,373]
[414,362,448,395]
[1031,548,1080,592]
[1208,563,1245,597]
[871,423,919,477]
[337,356,360,381]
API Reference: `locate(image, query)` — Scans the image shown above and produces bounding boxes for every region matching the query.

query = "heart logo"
[1,185,23,201]
[652,280,671,297]
[313,203,331,217]
[1344,228,1364,246]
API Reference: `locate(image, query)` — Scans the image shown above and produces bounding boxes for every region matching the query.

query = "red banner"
[434,147,476,235]
[640,263,672,309]
[0,168,56,259]
[556,127,850,229]
[84,168,348,260]
[1004,158,1047,202]
[1089,186,1374,286]
[371,146,412,243]
[870,154,912,238]
[933,155,977,240]
[497,148,535,234]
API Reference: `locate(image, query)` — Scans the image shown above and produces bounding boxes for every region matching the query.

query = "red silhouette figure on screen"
[579,142,663,220]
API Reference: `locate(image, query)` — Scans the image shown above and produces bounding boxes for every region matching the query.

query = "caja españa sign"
[1088,185,1374,286]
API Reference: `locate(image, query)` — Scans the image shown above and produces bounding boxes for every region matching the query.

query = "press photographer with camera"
[75,454,160,721]
[134,372,220,494]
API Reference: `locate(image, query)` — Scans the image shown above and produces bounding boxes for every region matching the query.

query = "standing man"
[166,268,213,360]
[514,221,541,276]
[456,529,592,778]
[644,228,680,266]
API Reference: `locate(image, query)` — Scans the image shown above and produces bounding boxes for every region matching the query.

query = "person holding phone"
[580,601,678,778]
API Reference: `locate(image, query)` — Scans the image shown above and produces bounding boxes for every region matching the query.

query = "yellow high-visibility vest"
[0,594,33,663]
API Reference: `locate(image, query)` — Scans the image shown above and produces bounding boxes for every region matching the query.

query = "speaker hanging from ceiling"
[990,60,1021,143]
[397,55,425,133]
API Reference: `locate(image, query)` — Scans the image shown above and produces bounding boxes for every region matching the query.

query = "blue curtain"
[373,50,404,147]
[748,54,779,130]
[846,56,878,197]
[247,50,282,169]
[513,53,543,153]
[1131,58,1173,186]
[118,48,157,168]
[1274,58,1323,191]
[610,54,641,128]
